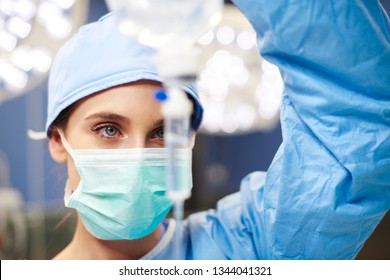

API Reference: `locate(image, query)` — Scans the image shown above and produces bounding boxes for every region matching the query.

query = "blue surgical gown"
[142,0,390,260]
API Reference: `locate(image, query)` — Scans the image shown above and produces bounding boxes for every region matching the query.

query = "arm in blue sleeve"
[231,0,390,259]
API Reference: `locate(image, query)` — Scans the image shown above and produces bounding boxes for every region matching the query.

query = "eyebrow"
[153,119,164,127]
[85,113,165,127]
[85,113,130,124]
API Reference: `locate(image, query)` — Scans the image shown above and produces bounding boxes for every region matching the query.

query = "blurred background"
[0,0,389,260]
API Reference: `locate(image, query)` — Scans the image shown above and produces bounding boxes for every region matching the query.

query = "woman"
[47,0,389,259]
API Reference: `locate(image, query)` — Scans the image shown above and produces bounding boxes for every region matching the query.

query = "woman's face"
[50,80,166,190]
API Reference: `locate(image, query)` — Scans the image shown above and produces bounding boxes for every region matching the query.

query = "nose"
[125,132,148,149]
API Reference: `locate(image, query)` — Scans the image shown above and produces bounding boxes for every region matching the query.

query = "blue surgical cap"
[46,12,203,133]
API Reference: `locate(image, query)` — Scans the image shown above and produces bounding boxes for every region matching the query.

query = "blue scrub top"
[142,0,390,260]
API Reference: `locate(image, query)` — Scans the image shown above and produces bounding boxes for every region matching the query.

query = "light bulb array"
[0,0,88,103]
[196,5,283,135]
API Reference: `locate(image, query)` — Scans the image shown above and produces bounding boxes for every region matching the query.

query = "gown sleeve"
[201,0,390,259]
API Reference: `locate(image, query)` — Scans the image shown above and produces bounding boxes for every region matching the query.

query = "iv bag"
[105,0,224,47]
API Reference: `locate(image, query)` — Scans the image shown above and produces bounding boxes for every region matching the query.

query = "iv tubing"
[173,199,184,259]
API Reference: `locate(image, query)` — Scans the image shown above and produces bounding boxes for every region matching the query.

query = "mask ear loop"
[57,129,77,204]
[57,129,74,157]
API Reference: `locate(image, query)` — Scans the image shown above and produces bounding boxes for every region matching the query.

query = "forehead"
[68,81,164,125]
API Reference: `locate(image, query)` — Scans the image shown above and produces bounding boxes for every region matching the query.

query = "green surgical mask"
[58,130,192,240]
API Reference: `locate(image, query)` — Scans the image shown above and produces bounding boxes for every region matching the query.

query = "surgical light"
[196,4,283,135]
[0,0,89,104]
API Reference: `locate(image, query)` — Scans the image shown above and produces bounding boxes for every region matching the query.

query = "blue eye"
[104,126,118,137]
[148,127,164,147]
[91,124,121,139]
[156,128,164,138]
